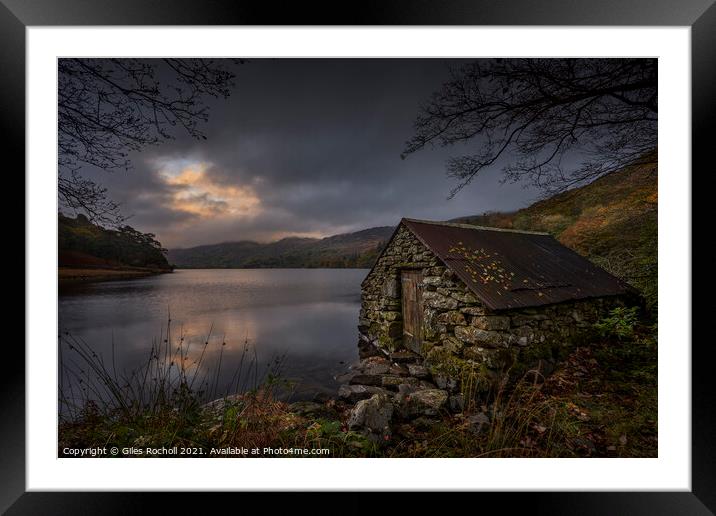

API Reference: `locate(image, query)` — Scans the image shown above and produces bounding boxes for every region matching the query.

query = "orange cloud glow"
[158,162,261,219]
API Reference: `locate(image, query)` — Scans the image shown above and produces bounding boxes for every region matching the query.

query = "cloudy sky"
[79,59,543,249]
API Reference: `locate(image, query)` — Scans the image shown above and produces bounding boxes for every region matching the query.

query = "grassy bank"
[59,310,656,458]
[455,160,657,312]
[390,320,657,458]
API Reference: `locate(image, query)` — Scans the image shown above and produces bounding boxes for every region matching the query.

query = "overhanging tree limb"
[58,58,242,225]
[402,58,657,197]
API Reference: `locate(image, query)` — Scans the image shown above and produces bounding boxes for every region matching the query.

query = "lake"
[58,269,367,406]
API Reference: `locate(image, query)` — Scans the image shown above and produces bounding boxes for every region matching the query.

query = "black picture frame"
[6,1,714,513]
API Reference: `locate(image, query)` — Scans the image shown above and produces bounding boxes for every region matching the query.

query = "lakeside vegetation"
[59,307,656,458]
[454,160,657,311]
[59,213,173,282]
[58,267,170,283]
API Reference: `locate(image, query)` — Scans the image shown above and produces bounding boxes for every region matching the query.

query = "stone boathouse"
[358,218,637,393]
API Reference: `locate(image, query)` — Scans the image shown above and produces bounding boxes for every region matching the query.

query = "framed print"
[6,0,715,513]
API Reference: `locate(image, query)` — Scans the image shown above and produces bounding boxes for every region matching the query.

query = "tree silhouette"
[58,58,241,224]
[402,58,657,197]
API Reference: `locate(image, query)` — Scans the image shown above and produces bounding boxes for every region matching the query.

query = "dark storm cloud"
[79,59,543,248]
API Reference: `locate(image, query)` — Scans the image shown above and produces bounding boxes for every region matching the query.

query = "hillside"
[59,214,172,274]
[168,162,656,308]
[453,161,658,309]
[168,226,394,269]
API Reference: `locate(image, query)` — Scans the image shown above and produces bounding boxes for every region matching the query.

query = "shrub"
[593,306,639,340]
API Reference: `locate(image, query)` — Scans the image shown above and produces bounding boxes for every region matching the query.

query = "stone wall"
[359,223,625,397]
[359,225,442,353]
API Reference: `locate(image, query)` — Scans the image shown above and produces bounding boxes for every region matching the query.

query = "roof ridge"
[401,217,550,236]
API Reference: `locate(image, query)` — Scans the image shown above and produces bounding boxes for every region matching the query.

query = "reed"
[58,315,289,452]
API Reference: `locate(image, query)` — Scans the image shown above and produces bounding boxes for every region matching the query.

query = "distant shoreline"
[58,267,370,285]
[58,267,172,284]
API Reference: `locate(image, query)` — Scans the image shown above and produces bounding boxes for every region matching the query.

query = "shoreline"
[58,267,172,284]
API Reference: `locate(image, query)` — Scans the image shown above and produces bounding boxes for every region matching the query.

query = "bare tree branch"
[58,58,242,225]
[402,58,657,198]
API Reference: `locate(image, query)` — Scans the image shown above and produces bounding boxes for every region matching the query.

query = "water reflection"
[59,269,367,403]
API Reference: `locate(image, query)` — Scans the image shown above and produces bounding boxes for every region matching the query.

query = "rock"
[422,308,440,340]
[442,269,456,281]
[466,412,491,435]
[334,371,356,384]
[427,266,447,276]
[407,363,430,379]
[348,393,393,441]
[396,389,448,418]
[425,323,447,341]
[441,335,464,354]
[389,350,421,364]
[352,356,391,376]
[422,291,459,310]
[419,340,437,354]
[386,321,402,338]
[449,394,465,413]
[418,380,438,390]
[514,325,537,345]
[396,380,437,396]
[539,319,554,330]
[471,316,510,331]
[338,384,391,403]
[449,291,479,304]
[511,313,547,326]
[358,340,381,359]
[462,346,502,368]
[388,363,410,376]
[422,275,442,286]
[460,306,486,316]
[382,277,399,299]
[383,376,434,392]
[381,311,401,322]
[201,394,243,418]
[437,311,466,326]
[397,383,414,396]
[381,375,408,390]
[349,374,384,387]
[454,325,504,347]
[433,374,459,392]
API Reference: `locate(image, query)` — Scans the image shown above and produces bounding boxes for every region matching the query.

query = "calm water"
[58,269,367,403]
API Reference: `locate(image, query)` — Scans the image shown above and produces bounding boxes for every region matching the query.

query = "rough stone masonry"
[357,219,634,403]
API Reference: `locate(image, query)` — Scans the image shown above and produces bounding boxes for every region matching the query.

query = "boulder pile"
[336,351,471,441]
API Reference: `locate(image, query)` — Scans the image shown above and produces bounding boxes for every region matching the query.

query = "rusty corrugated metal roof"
[402,218,634,311]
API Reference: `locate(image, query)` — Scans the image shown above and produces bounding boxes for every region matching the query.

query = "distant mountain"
[168,160,656,308]
[451,160,657,308]
[167,226,394,269]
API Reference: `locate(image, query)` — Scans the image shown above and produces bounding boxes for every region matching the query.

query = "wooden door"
[401,270,423,353]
